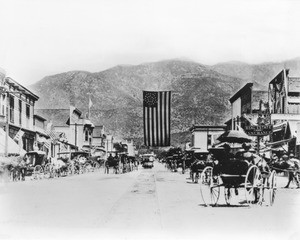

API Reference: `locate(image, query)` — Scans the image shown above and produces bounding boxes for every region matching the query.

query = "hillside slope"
[31,60,245,143]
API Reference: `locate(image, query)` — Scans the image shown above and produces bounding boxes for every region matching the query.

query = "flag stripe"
[147,106,150,146]
[151,107,155,146]
[166,92,171,145]
[159,92,163,146]
[143,100,146,146]
[156,96,159,146]
[161,92,165,145]
[164,92,167,145]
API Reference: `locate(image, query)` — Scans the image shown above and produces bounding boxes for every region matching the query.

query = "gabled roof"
[229,83,253,103]
[5,77,39,101]
[35,109,70,127]
[269,69,289,85]
[34,114,47,122]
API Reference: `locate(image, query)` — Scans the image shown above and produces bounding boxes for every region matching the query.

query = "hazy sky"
[1,0,300,86]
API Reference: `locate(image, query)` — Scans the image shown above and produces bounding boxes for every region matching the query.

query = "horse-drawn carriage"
[24,151,50,180]
[56,151,90,175]
[200,159,276,206]
[165,148,182,172]
[200,130,277,206]
[181,149,194,174]
[105,153,121,174]
[141,154,154,169]
[189,151,212,183]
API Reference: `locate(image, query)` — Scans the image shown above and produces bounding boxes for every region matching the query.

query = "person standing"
[284,154,300,188]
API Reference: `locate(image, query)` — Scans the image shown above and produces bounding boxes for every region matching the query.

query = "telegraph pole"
[75,122,77,149]
[5,92,9,156]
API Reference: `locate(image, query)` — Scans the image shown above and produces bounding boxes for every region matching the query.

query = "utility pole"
[75,123,77,149]
[5,92,9,156]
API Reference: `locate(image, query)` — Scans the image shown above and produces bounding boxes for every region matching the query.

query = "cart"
[24,151,48,180]
[141,154,154,169]
[189,151,211,183]
[200,159,277,206]
[57,151,89,175]
[200,130,277,206]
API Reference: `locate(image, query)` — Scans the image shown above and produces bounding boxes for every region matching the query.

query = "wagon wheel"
[84,163,91,173]
[81,164,86,174]
[10,168,21,182]
[33,165,43,180]
[245,165,262,204]
[93,162,100,171]
[44,163,53,179]
[224,187,235,205]
[68,164,74,175]
[200,167,220,206]
[268,170,277,206]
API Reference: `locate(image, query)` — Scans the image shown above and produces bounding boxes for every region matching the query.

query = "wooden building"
[189,125,226,153]
[0,73,40,155]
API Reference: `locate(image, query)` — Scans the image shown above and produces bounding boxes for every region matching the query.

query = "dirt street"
[1,162,300,240]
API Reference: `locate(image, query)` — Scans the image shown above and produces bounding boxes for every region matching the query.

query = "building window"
[19,100,22,125]
[26,104,30,119]
[192,134,195,147]
[0,95,4,115]
[85,130,89,141]
[9,95,14,123]
[207,134,212,146]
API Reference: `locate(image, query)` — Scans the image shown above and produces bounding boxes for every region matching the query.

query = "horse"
[190,159,214,183]
[105,157,120,174]
[51,157,68,177]
[268,155,300,188]
[181,151,194,174]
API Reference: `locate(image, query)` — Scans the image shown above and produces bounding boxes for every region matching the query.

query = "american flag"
[143,91,171,147]
[44,140,51,149]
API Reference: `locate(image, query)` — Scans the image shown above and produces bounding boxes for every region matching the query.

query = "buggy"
[24,151,48,180]
[57,151,89,175]
[200,153,277,206]
[141,154,154,169]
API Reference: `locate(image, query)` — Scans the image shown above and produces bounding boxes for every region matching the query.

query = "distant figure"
[107,154,113,162]
[19,157,27,181]
[284,154,300,188]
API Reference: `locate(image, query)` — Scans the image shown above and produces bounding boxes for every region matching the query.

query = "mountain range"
[31,57,300,146]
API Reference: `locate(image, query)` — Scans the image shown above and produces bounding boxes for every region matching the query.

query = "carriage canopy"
[25,151,47,166]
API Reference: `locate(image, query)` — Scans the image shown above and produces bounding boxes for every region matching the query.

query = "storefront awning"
[0,128,27,156]
[266,138,294,146]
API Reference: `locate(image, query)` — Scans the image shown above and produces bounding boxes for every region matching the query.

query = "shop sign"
[244,125,273,136]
